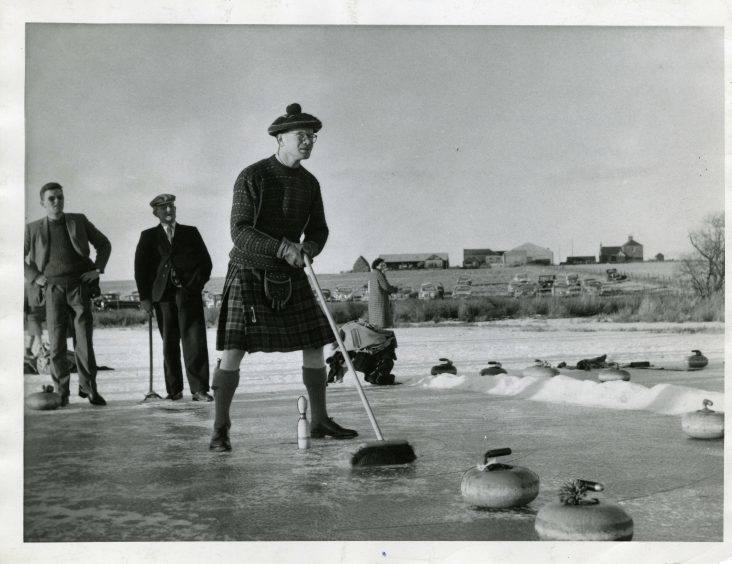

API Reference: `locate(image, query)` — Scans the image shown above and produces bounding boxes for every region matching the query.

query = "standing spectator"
[24,182,111,407]
[209,102,357,452]
[134,194,213,402]
[368,258,398,329]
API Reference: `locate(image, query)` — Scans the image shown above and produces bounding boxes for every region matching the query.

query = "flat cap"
[268,103,322,136]
[149,193,176,208]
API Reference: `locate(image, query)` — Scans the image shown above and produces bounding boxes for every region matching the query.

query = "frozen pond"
[25,319,724,415]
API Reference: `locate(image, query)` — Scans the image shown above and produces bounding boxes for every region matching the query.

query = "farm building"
[565,256,597,265]
[379,253,450,270]
[462,248,502,268]
[599,235,643,263]
[622,235,643,261]
[599,246,625,263]
[655,253,665,261]
[503,243,554,266]
[352,256,370,272]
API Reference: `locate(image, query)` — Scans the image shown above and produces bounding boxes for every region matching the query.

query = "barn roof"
[379,253,449,262]
[600,246,623,254]
[510,242,553,256]
[623,238,643,246]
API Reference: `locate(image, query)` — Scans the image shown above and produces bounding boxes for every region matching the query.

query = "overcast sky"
[24,24,724,279]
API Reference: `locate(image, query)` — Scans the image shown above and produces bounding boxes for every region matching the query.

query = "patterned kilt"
[216,263,335,353]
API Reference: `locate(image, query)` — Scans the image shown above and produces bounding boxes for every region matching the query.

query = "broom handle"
[304,255,384,441]
[148,312,154,393]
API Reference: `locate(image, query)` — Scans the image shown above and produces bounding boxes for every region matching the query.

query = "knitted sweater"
[228,155,329,271]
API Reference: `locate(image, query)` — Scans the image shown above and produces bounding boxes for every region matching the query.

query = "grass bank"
[91,292,723,328]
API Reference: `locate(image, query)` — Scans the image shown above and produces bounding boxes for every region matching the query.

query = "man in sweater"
[134,194,213,402]
[209,103,357,451]
[24,182,111,407]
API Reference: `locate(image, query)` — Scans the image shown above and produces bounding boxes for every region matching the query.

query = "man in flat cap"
[134,194,213,401]
[209,102,357,451]
[24,182,111,407]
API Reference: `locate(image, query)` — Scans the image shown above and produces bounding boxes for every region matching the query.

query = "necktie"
[164,225,181,288]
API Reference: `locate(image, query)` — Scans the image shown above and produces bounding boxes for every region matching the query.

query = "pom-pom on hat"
[149,193,176,208]
[268,103,322,136]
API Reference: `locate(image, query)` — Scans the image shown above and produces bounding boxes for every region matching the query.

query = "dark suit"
[24,213,111,398]
[134,223,212,396]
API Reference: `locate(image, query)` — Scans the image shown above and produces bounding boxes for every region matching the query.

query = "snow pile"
[23,323,723,418]
[424,372,724,416]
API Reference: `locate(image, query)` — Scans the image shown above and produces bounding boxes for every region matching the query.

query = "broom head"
[351,439,417,467]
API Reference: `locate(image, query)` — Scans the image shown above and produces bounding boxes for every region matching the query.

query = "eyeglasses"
[288,132,317,143]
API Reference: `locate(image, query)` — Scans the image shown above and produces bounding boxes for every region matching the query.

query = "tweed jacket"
[368,269,398,329]
[24,213,111,306]
[134,223,212,302]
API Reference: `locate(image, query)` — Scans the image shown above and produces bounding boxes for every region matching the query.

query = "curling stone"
[461,447,540,508]
[686,350,708,371]
[25,385,62,411]
[480,361,507,376]
[681,399,724,440]
[535,479,633,541]
[522,360,559,378]
[598,363,630,382]
[431,358,457,376]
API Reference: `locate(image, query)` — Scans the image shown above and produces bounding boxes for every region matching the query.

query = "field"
[100,260,682,299]
[93,260,722,327]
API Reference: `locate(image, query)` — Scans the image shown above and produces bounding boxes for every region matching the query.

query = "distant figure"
[24,292,44,357]
[368,258,398,329]
[134,193,213,402]
[24,182,111,407]
[209,102,357,452]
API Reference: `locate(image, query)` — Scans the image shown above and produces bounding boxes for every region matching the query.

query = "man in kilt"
[209,103,358,451]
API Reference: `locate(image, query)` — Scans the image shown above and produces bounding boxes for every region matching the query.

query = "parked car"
[418,282,438,300]
[606,268,628,282]
[555,275,581,297]
[508,274,537,297]
[333,286,354,302]
[352,285,369,302]
[451,284,472,299]
[321,288,332,302]
[394,286,416,300]
[94,292,141,311]
[537,274,556,295]
[581,278,602,295]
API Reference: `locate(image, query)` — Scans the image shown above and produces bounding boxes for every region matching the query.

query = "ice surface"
[24,318,724,417]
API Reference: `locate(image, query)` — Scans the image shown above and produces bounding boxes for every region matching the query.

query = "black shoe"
[78,386,89,399]
[192,391,214,402]
[166,392,183,401]
[88,393,106,406]
[310,418,359,440]
[209,428,231,451]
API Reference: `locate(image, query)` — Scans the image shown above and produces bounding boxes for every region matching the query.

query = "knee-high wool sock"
[302,366,328,425]
[212,367,240,431]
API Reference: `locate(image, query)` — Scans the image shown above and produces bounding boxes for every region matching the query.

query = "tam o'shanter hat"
[268,103,322,136]
[149,193,176,208]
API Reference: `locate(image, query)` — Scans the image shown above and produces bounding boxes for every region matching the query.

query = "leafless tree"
[677,212,724,297]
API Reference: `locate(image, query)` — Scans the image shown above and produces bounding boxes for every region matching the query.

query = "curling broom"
[305,254,416,467]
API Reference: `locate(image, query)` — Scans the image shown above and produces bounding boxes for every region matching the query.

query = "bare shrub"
[677,212,724,298]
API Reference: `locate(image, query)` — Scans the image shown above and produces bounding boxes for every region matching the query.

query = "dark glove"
[301,241,319,259]
[277,238,305,268]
